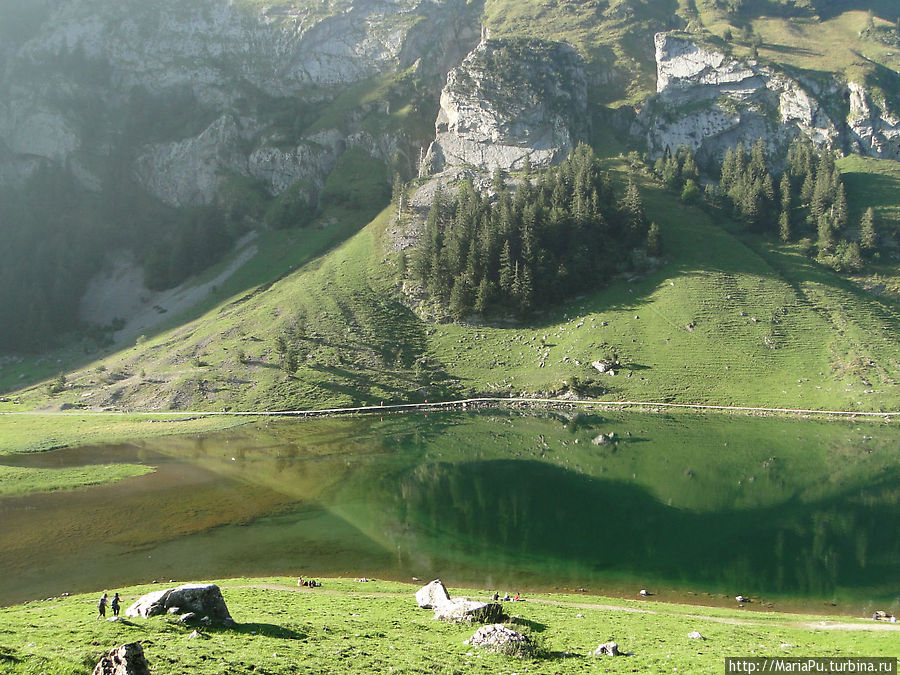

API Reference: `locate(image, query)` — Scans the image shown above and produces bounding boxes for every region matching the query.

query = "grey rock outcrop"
[126,583,233,625]
[414,579,504,623]
[415,579,451,608]
[0,0,481,202]
[848,81,900,161]
[433,598,505,623]
[92,642,151,675]
[424,38,588,174]
[465,624,532,655]
[638,33,840,161]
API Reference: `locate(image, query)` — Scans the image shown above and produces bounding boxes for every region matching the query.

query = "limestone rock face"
[92,642,151,675]
[126,583,233,625]
[424,38,588,174]
[848,82,900,161]
[0,0,481,201]
[638,33,840,162]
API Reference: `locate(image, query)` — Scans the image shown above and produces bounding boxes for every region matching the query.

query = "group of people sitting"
[492,591,521,602]
[297,578,321,588]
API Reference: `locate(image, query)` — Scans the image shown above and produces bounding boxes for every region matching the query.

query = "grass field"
[0,577,896,674]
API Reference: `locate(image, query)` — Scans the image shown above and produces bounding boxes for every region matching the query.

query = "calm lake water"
[1,410,899,614]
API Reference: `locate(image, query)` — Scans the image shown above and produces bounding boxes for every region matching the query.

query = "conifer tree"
[646,222,662,256]
[832,181,848,232]
[623,179,647,239]
[498,240,514,294]
[817,213,835,255]
[778,210,791,243]
[779,173,791,214]
[860,206,878,252]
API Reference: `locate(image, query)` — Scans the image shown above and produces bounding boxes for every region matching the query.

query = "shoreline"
[2,395,898,421]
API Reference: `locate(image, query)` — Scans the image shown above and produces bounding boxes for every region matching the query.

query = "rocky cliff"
[0,0,481,204]
[422,37,588,175]
[636,33,899,163]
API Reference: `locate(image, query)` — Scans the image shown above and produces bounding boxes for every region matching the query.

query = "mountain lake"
[1,409,898,615]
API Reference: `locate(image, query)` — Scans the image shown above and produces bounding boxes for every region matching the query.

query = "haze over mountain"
[0,0,897,412]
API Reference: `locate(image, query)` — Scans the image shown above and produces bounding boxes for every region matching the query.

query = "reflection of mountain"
[341,459,900,599]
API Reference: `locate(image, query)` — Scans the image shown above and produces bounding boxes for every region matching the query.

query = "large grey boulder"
[415,579,451,609]
[465,624,532,655]
[433,598,505,623]
[92,642,151,675]
[126,583,233,625]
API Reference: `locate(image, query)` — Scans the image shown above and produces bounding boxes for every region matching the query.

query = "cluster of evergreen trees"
[710,137,880,273]
[408,144,657,319]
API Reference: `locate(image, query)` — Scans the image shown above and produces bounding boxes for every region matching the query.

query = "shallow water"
[1,410,898,614]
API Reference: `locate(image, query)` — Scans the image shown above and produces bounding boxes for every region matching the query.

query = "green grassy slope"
[3,158,897,414]
[1,578,897,674]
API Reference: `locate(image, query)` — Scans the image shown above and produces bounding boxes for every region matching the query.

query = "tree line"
[407,144,659,320]
[652,137,883,274]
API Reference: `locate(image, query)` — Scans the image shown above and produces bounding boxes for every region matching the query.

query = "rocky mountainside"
[0,0,480,204]
[634,32,900,164]
[423,37,588,174]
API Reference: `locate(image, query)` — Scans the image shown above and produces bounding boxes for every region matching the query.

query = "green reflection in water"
[1,411,898,612]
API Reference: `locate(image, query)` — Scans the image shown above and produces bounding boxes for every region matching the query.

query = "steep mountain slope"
[1,0,898,411]
[5,153,898,413]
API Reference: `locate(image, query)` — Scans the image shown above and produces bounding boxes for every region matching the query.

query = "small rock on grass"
[593,641,620,656]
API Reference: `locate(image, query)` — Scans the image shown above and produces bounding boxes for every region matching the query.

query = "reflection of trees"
[360,459,900,598]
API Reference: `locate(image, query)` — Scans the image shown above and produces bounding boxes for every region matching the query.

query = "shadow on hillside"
[761,42,822,58]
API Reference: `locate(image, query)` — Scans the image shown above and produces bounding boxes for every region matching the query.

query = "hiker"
[111,593,120,617]
[97,593,108,619]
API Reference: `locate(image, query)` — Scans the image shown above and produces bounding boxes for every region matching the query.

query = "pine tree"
[859,206,878,252]
[832,181,848,232]
[680,148,699,182]
[779,173,791,214]
[623,179,647,239]
[778,210,791,243]
[498,240,514,294]
[474,276,494,314]
[749,138,767,180]
[720,146,737,190]
[646,222,662,256]
[817,213,835,255]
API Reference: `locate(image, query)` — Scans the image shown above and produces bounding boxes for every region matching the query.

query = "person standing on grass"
[111,593,120,617]
[97,593,108,619]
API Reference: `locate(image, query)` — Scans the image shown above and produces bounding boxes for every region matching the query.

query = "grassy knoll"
[0,577,896,674]
[0,414,254,495]
[0,415,254,456]
[0,463,153,497]
[2,157,898,416]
